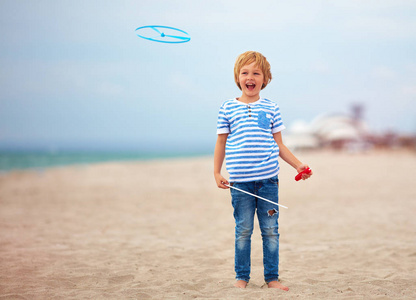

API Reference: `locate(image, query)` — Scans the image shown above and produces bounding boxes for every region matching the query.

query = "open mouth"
[246,83,256,91]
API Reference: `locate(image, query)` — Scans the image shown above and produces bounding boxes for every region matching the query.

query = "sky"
[0,0,415,152]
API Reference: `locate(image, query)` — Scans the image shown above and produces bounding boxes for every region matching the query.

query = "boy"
[214,51,312,290]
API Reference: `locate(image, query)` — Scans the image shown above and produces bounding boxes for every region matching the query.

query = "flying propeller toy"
[135,25,191,43]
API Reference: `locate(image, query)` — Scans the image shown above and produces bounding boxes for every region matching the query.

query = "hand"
[214,173,229,189]
[296,164,313,180]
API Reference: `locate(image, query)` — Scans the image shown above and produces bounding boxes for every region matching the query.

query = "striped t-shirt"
[216,98,286,182]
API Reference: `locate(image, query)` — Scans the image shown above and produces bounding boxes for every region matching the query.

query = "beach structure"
[285,112,370,151]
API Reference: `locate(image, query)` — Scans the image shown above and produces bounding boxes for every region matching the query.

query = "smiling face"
[238,62,266,103]
[233,51,272,103]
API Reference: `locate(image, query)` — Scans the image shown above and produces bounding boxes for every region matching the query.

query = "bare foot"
[267,281,289,291]
[234,280,248,288]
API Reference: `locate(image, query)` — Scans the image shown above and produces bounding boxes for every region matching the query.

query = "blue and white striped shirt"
[217,98,285,182]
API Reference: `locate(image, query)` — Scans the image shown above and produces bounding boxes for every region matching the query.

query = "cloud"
[401,85,416,97]
[342,16,416,40]
[310,61,331,74]
[0,59,150,101]
[371,66,398,81]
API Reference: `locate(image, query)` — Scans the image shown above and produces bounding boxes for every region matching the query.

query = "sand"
[0,150,415,299]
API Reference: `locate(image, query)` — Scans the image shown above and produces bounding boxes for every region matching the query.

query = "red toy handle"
[295,167,312,181]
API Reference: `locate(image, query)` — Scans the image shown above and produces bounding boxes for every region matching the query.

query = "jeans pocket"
[268,176,279,185]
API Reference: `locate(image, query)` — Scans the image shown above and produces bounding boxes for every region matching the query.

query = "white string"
[224,184,288,209]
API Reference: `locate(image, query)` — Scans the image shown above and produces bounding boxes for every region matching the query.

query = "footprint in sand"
[108,274,135,284]
[135,292,152,299]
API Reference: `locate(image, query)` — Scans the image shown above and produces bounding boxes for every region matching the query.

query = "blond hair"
[234,51,272,90]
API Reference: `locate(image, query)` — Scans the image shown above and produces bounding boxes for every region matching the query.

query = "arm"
[214,133,229,189]
[273,131,313,180]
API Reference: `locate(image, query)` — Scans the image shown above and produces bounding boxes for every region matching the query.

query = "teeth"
[246,83,255,90]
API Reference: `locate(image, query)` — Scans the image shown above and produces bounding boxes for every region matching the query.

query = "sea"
[0,150,211,172]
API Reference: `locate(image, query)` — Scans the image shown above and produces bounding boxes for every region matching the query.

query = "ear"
[262,80,267,89]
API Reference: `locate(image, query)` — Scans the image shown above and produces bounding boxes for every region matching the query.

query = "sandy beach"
[0,150,415,299]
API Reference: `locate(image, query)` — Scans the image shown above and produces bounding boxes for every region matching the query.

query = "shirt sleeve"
[271,104,286,134]
[216,103,230,134]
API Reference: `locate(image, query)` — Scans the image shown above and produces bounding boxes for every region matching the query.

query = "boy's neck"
[237,95,261,104]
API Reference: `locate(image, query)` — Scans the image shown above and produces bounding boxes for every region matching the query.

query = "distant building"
[310,113,370,150]
[285,103,415,151]
[285,111,370,151]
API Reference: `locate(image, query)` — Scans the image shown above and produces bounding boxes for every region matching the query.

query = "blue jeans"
[230,176,280,283]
